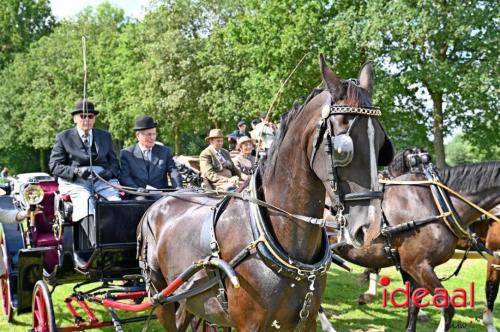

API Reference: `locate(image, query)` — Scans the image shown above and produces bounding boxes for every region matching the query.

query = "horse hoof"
[357,293,376,305]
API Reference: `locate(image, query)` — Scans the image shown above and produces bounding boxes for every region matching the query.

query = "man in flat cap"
[49,99,121,246]
[120,115,182,197]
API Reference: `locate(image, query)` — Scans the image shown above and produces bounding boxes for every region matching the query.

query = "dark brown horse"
[330,160,500,331]
[138,56,392,331]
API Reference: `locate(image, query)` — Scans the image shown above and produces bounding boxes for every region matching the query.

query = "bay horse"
[356,205,500,332]
[138,55,393,331]
[328,159,500,331]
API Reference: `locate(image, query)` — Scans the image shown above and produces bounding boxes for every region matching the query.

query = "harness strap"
[380,178,499,222]
[381,212,451,236]
[380,209,401,270]
[344,191,383,201]
[439,245,470,281]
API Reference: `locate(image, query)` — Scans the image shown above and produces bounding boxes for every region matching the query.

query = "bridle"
[310,102,384,241]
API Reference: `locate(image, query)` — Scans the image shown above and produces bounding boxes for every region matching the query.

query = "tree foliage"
[0,0,497,173]
[0,0,55,69]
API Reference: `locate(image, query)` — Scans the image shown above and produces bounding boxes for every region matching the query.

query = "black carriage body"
[73,199,155,280]
[0,191,155,314]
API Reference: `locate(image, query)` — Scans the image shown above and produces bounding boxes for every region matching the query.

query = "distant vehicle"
[0,177,11,195]
[11,172,54,196]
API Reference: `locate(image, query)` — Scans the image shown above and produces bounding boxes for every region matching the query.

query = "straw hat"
[236,136,255,150]
[237,136,254,146]
[205,129,225,142]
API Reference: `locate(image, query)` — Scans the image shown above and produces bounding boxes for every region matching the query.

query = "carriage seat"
[55,193,73,222]
[30,181,60,272]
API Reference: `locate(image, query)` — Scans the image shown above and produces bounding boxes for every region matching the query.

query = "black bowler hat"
[133,115,158,131]
[71,99,99,115]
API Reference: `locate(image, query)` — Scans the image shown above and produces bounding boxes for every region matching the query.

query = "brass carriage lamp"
[22,183,44,227]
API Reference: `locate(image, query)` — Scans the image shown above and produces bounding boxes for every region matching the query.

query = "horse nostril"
[354,227,367,247]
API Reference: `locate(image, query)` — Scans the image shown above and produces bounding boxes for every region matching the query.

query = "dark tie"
[82,134,89,148]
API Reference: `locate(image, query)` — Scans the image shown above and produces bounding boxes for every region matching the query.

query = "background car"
[10,172,54,196]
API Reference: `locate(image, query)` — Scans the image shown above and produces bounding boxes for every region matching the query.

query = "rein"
[93,172,339,229]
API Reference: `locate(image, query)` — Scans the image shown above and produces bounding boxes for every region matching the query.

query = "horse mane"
[385,148,413,177]
[440,161,500,193]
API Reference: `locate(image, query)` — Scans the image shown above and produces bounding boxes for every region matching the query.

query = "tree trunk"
[39,149,47,172]
[174,125,180,155]
[431,92,446,169]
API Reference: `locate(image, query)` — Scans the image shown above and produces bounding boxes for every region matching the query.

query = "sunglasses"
[79,114,95,120]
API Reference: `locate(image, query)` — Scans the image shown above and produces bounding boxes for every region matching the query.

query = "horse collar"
[247,171,332,280]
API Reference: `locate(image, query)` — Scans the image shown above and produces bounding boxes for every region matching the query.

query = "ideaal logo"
[380,276,475,308]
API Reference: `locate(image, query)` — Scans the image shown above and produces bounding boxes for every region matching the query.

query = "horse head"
[385,147,430,178]
[309,55,394,248]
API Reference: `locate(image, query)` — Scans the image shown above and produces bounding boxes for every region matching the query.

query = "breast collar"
[247,171,332,280]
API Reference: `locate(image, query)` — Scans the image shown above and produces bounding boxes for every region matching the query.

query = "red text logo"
[380,276,474,308]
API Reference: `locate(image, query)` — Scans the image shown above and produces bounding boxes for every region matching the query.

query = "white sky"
[50,0,148,20]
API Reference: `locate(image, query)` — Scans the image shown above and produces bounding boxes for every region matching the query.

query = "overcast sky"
[50,0,148,20]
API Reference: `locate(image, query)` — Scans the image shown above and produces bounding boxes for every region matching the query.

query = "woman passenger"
[232,136,256,176]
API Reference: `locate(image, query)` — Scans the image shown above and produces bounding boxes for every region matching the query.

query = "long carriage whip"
[255,52,311,162]
[82,36,96,221]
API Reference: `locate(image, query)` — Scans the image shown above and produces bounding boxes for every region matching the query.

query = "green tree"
[140,0,210,154]
[0,0,55,69]
[0,3,135,171]
[353,0,498,168]
[446,133,500,166]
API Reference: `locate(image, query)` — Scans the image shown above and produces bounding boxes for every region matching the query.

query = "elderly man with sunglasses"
[49,99,121,246]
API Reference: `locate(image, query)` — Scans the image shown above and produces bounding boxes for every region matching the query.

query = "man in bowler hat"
[120,115,182,197]
[49,99,121,246]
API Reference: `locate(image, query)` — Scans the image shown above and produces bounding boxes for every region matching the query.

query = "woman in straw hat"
[232,136,256,176]
[199,129,245,191]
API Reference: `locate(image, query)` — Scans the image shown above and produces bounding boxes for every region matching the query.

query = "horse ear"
[358,62,374,96]
[319,54,342,97]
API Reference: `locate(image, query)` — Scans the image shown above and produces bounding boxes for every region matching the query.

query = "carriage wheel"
[0,233,12,322]
[32,280,57,332]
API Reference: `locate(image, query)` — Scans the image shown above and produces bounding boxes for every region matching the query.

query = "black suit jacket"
[119,143,182,189]
[49,128,120,181]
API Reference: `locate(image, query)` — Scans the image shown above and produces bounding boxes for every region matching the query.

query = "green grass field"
[0,258,495,331]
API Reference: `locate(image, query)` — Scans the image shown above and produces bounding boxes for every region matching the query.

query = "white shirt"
[77,128,93,146]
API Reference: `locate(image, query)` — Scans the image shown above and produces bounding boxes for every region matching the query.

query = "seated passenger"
[250,112,276,157]
[120,115,182,198]
[232,136,255,176]
[200,129,245,191]
[48,99,121,246]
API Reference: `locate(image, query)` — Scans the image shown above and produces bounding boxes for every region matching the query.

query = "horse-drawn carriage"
[0,56,396,332]
[0,174,158,331]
